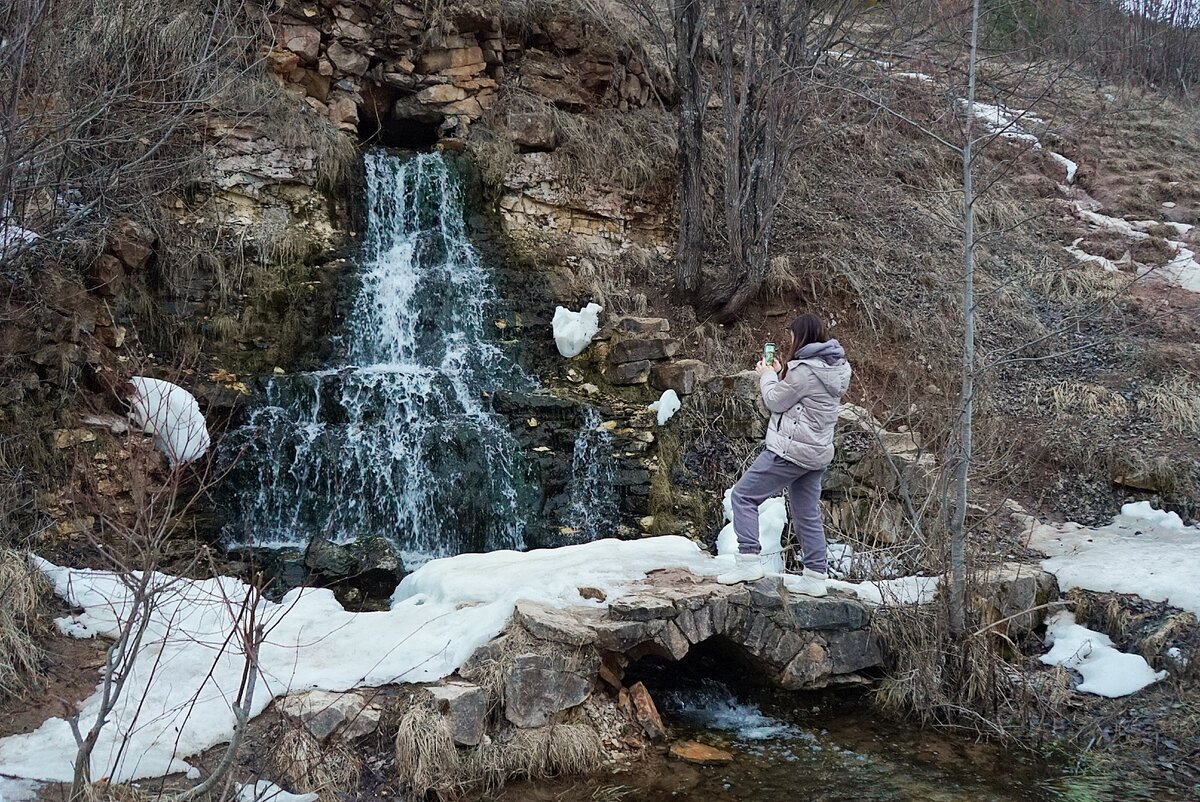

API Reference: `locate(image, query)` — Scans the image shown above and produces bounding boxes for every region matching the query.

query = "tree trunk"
[673,0,706,296]
[949,0,982,638]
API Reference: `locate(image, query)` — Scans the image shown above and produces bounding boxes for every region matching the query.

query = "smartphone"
[763,342,776,366]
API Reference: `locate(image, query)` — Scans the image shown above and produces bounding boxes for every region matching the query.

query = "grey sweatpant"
[730,449,827,574]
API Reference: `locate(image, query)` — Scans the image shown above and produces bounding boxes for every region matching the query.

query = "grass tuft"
[0,549,49,700]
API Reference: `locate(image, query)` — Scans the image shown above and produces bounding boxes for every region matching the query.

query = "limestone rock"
[782,594,870,631]
[613,316,669,335]
[281,23,321,63]
[610,593,677,621]
[108,219,155,271]
[976,562,1059,636]
[628,681,666,740]
[504,650,598,727]
[326,42,368,76]
[516,601,597,645]
[610,336,679,364]
[824,628,883,674]
[604,359,651,385]
[508,111,558,150]
[651,359,713,396]
[417,47,485,72]
[427,681,487,746]
[417,84,468,104]
[670,740,733,765]
[276,689,380,741]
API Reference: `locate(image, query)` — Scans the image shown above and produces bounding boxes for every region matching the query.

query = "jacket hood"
[791,338,851,397]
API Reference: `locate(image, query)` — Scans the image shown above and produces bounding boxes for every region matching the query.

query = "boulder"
[326,42,368,76]
[276,689,381,741]
[508,111,558,150]
[603,360,651,385]
[280,23,321,63]
[304,535,406,600]
[670,741,733,765]
[651,359,712,396]
[427,681,487,746]
[86,255,124,296]
[504,650,599,728]
[516,601,597,645]
[610,336,679,364]
[108,219,155,271]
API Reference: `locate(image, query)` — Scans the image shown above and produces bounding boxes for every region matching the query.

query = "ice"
[238,781,318,802]
[551,302,602,358]
[1157,241,1200,292]
[1047,151,1077,183]
[716,489,788,573]
[960,100,1043,146]
[648,389,681,426]
[1041,611,1166,697]
[0,538,719,783]
[0,777,41,802]
[1028,502,1200,615]
[128,377,211,466]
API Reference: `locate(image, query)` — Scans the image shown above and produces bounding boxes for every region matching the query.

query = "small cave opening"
[359,115,442,150]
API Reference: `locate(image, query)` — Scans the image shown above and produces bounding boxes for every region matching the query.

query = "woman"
[716,313,851,596]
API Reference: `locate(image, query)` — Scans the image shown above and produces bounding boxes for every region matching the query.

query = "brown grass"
[268,723,363,802]
[0,549,49,700]
[1137,376,1200,435]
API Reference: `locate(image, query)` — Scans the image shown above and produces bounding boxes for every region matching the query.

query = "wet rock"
[304,535,406,600]
[505,650,599,727]
[628,681,666,740]
[651,359,713,396]
[780,641,831,688]
[670,740,733,765]
[610,336,679,364]
[427,681,487,746]
[276,689,381,741]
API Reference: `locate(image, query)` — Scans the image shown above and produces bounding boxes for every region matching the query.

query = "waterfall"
[564,407,619,541]
[222,151,533,561]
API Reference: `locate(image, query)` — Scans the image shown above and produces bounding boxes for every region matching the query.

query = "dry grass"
[1137,376,1200,435]
[0,549,49,700]
[79,782,153,802]
[473,90,675,194]
[1037,380,1131,419]
[1025,263,1127,310]
[268,724,363,801]
[394,700,460,796]
[503,723,605,779]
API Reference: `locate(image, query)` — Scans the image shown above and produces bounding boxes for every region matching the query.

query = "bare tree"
[709,0,859,319]
[674,0,709,295]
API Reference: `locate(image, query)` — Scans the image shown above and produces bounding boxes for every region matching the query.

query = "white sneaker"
[785,568,828,597]
[717,554,766,585]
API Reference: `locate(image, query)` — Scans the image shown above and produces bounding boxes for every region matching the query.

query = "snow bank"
[1041,611,1166,697]
[0,538,719,783]
[960,100,1043,146]
[0,222,39,256]
[648,389,681,426]
[1029,501,1199,615]
[1159,242,1200,292]
[128,377,211,466]
[551,302,602,358]
[824,575,940,606]
[1064,239,1123,272]
[716,490,788,573]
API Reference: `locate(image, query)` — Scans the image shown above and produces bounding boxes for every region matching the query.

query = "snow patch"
[128,377,211,466]
[648,389,681,426]
[960,100,1043,146]
[551,302,602,358]
[0,539,719,783]
[1041,611,1166,697]
[1157,242,1200,292]
[824,575,940,606]
[0,777,42,802]
[716,490,788,574]
[893,71,934,82]
[1047,151,1077,183]
[1064,238,1123,272]
[237,781,318,802]
[1028,501,1200,615]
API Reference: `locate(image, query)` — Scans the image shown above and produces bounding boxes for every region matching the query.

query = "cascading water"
[563,407,618,540]
[222,150,534,561]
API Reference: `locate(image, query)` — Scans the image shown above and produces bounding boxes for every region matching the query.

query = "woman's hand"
[755,359,781,376]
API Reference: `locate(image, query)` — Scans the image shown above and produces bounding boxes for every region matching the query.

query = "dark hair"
[779,313,828,378]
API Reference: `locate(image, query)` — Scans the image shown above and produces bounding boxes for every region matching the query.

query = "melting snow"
[0,539,719,783]
[648,389,681,426]
[551,302,602,358]
[716,490,788,574]
[128,377,211,466]
[237,781,318,802]
[824,575,940,606]
[1064,238,1123,272]
[1047,151,1077,183]
[960,100,1043,146]
[1028,501,1200,616]
[1041,611,1166,697]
